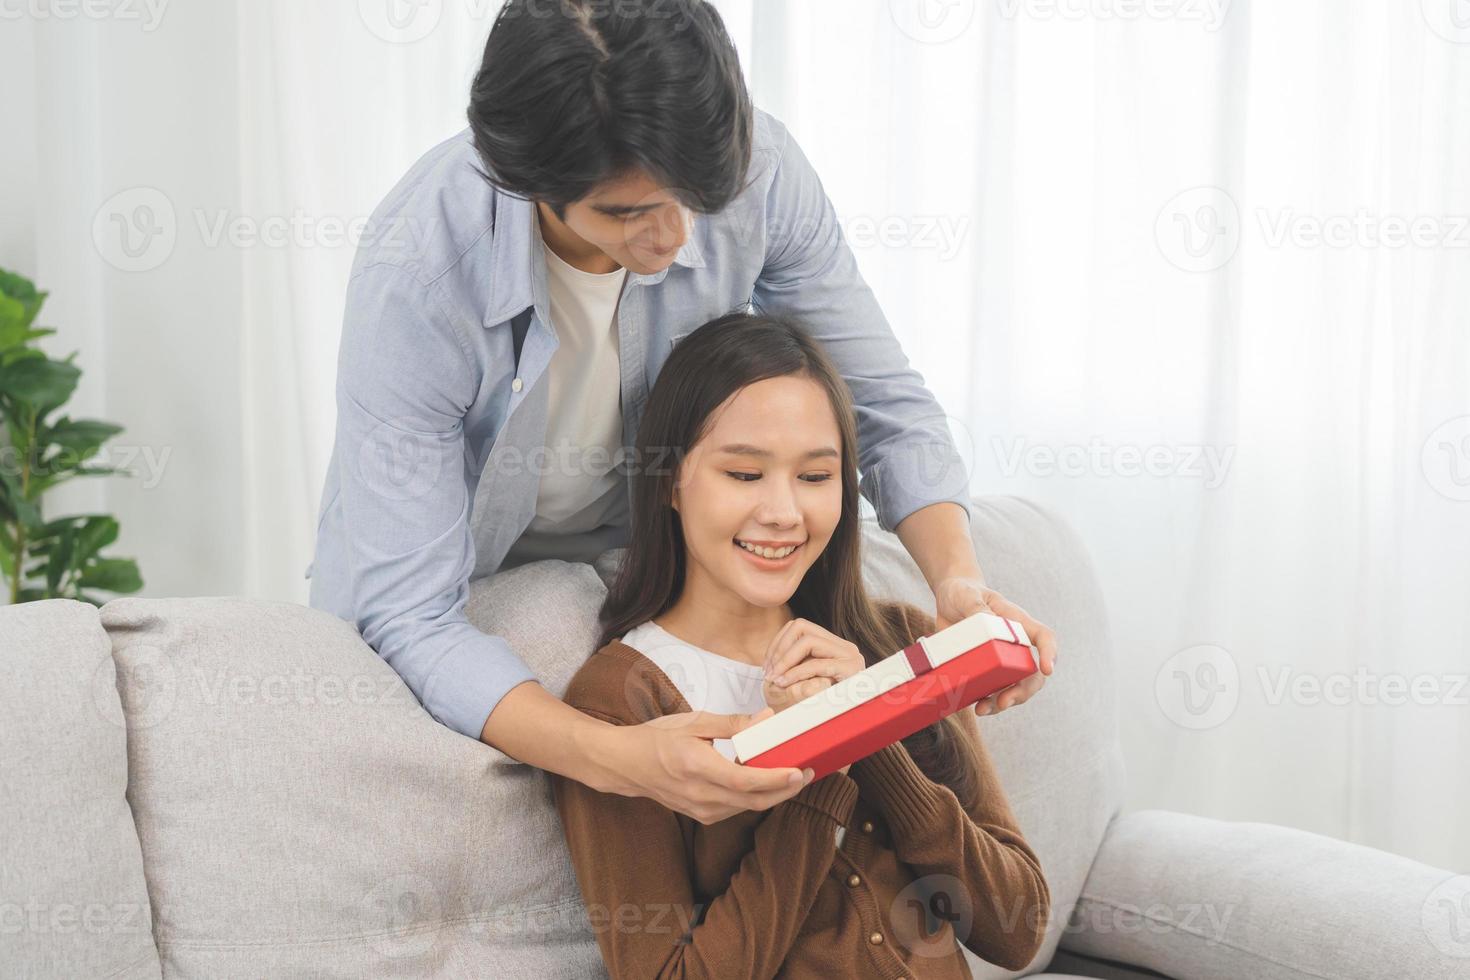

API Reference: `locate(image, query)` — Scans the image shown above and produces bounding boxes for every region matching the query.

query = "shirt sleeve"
[850,606,1051,971]
[331,261,538,741]
[749,117,973,534]
[550,707,860,980]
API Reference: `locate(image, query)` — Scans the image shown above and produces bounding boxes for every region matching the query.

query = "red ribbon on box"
[902,618,1021,677]
[901,642,931,676]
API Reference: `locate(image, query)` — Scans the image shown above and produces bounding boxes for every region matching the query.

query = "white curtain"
[723,0,1470,872]
[4,0,1465,871]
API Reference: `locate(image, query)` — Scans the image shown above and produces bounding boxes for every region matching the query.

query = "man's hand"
[594,708,816,824]
[934,577,1057,717]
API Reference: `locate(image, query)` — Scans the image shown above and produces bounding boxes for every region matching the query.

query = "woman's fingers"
[771,658,842,688]
[763,618,814,677]
[768,631,849,683]
[762,617,808,675]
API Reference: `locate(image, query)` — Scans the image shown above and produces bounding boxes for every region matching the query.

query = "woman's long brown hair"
[599,312,982,811]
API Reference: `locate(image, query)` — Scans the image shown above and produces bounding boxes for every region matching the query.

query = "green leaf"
[45,418,123,462]
[0,294,27,351]
[46,523,76,593]
[0,269,44,320]
[0,524,13,582]
[0,357,80,413]
[78,557,143,594]
[74,515,119,563]
[1,347,44,368]
[0,466,40,526]
[17,587,49,604]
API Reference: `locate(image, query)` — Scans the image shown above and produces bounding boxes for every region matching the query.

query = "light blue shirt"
[306,108,972,742]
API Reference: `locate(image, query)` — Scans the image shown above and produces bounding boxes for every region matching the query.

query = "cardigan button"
[511,378,524,392]
[861,820,874,833]
[869,931,884,945]
[847,874,860,887]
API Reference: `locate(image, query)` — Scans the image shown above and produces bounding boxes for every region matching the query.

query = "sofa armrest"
[1060,809,1468,980]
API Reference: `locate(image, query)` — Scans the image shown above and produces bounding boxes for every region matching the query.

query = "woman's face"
[671,374,844,609]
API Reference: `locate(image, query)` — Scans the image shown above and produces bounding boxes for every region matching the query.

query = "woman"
[549,313,1050,978]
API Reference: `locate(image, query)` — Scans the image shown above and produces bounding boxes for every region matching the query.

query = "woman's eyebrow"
[716,443,839,460]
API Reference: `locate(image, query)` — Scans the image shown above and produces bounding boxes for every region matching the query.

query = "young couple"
[309,0,1059,974]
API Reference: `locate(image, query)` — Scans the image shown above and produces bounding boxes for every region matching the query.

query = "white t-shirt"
[503,241,630,567]
[620,620,769,762]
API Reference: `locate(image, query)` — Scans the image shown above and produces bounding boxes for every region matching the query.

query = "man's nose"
[650,205,689,251]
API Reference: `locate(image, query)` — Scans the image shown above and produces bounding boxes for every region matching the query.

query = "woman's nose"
[756,483,801,527]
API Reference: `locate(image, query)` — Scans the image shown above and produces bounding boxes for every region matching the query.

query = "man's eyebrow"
[591,203,660,216]
[716,443,839,460]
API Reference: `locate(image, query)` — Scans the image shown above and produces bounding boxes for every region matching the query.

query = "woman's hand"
[934,577,1057,717]
[761,618,867,713]
[595,708,815,824]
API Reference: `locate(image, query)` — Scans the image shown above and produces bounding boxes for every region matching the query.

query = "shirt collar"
[481,194,705,327]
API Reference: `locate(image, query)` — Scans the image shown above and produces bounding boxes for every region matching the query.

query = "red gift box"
[732,610,1039,780]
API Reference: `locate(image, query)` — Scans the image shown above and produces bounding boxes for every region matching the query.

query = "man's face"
[556,169,693,276]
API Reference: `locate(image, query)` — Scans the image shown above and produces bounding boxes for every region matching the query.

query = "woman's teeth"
[735,539,799,559]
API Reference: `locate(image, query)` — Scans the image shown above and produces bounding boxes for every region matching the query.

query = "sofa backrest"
[0,599,162,980]
[94,566,611,978]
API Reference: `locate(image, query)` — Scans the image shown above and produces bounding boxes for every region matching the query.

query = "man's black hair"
[468,0,753,217]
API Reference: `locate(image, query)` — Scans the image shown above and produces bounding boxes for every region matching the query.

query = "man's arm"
[333,261,546,742]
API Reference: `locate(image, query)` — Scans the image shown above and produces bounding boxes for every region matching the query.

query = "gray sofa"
[3,495,1464,979]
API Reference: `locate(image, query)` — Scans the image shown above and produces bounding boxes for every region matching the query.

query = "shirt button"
[847,874,860,887]
[512,378,523,392]
[869,931,884,945]
[861,820,874,833]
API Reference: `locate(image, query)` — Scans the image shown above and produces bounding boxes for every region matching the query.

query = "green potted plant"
[0,267,143,606]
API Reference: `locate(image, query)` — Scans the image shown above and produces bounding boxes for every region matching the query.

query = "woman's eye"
[723,471,833,483]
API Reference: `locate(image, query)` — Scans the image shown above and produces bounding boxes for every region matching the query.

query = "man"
[308,0,1055,824]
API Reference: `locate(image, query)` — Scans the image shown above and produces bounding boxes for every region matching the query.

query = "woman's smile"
[733,537,806,569]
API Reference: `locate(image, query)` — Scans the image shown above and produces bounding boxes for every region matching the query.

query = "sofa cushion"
[0,599,162,980]
[99,561,609,978]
